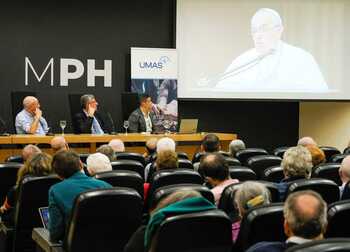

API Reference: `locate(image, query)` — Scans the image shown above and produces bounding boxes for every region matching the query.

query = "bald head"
[108,139,125,152]
[146,137,158,154]
[50,136,68,153]
[298,136,317,147]
[339,155,350,184]
[22,144,41,161]
[23,96,39,114]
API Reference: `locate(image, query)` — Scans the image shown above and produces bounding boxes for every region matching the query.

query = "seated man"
[200,153,239,205]
[276,146,313,201]
[128,94,155,133]
[297,136,317,147]
[156,150,179,171]
[143,137,158,164]
[247,190,327,252]
[72,94,109,134]
[201,133,221,153]
[48,150,111,242]
[22,144,41,162]
[15,96,49,135]
[86,153,112,176]
[108,139,125,153]
[339,156,350,198]
[96,144,115,162]
[50,136,69,153]
[229,139,246,158]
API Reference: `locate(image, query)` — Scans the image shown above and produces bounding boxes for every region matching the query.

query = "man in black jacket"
[72,94,110,134]
[128,94,156,133]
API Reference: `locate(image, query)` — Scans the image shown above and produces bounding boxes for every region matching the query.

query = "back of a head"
[282,146,313,179]
[156,137,176,154]
[305,145,326,167]
[108,139,125,152]
[52,150,82,179]
[86,152,112,176]
[200,153,228,181]
[22,144,42,161]
[96,144,116,161]
[50,136,68,153]
[235,181,271,216]
[202,133,220,152]
[156,150,178,171]
[297,136,317,147]
[339,156,350,182]
[146,138,158,155]
[284,190,327,239]
[229,139,246,157]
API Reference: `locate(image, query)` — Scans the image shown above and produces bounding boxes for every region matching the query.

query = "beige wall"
[299,102,350,151]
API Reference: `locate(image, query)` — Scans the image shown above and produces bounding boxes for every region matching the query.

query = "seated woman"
[232,181,271,242]
[0,152,53,223]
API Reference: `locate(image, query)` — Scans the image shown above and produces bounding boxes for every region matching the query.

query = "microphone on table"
[106,112,117,135]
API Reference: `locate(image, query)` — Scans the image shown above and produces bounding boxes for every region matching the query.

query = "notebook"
[179,119,198,134]
[38,207,50,229]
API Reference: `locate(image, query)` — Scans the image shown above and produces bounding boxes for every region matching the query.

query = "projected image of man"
[215,8,328,91]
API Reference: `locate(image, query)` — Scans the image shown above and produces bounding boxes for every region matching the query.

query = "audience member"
[297,136,317,147]
[22,144,41,162]
[48,150,111,241]
[143,137,158,164]
[200,153,239,205]
[156,150,178,171]
[50,136,69,153]
[0,153,53,221]
[15,96,49,135]
[86,152,112,176]
[108,139,125,153]
[247,190,327,252]
[305,144,326,167]
[339,155,350,198]
[96,144,116,161]
[229,139,246,157]
[201,133,221,152]
[276,146,313,201]
[232,181,271,241]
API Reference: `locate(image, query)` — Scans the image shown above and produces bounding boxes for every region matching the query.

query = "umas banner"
[131,47,178,132]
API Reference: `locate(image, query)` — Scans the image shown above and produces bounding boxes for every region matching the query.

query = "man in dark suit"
[246,190,328,252]
[72,94,110,134]
[128,94,156,133]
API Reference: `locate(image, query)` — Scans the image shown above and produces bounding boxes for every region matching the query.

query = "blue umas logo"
[139,56,171,69]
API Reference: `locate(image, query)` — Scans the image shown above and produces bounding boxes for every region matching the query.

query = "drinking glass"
[59,120,67,135]
[123,120,129,135]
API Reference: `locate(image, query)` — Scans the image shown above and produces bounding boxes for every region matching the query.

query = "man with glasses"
[215,8,328,91]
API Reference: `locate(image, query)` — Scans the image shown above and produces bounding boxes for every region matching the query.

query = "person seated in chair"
[86,152,112,176]
[108,139,125,153]
[22,144,41,162]
[128,94,156,133]
[50,136,69,154]
[200,153,239,205]
[339,156,350,199]
[72,94,110,134]
[229,139,246,158]
[247,190,327,252]
[96,144,116,162]
[48,150,112,242]
[276,146,313,201]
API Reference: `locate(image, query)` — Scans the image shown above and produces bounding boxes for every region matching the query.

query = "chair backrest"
[225,157,241,166]
[326,199,350,238]
[236,148,269,165]
[148,169,203,205]
[111,160,145,180]
[343,147,350,154]
[65,187,143,252]
[312,163,341,186]
[68,93,84,133]
[273,146,290,158]
[152,210,233,252]
[228,166,257,182]
[178,159,193,169]
[341,181,350,200]
[0,163,22,203]
[192,152,206,164]
[94,170,144,199]
[5,156,24,163]
[234,203,286,252]
[115,152,146,167]
[247,155,282,178]
[149,183,215,210]
[78,153,89,164]
[284,238,350,252]
[329,154,348,163]
[319,146,341,162]
[262,166,284,183]
[218,182,242,222]
[287,178,340,204]
[14,175,60,252]
[177,152,189,160]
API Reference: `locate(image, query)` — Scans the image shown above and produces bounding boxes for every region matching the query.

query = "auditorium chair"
[272,146,290,158]
[284,238,350,252]
[261,166,284,182]
[247,155,282,178]
[341,181,350,200]
[115,152,146,167]
[326,200,350,238]
[150,210,233,252]
[178,158,193,169]
[343,146,350,155]
[111,160,144,180]
[236,148,268,165]
[78,153,89,164]
[149,183,215,210]
[234,203,286,252]
[146,158,192,182]
[329,153,348,163]
[5,155,23,163]
[228,166,257,182]
[286,178,340,204]
[319,146,341,162]
[192,152,206,163]
[94,170,144,198]
[218,182,242,222]
[225,157,241,166]
[219,150,230,157]
[0,175,60,252]
[312,163,341,186]
[177,152,189,160]
[0,163,22,203]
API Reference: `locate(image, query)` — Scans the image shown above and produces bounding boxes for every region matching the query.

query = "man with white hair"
[86,153,112,176]
[339,156,350,198]
[50,136,69,153]
[22,144,41,161]
[297,136,317,147]
[216,8,327,92]
[108,139,125,152]
[15,96,49,135]
[229,139,246,157]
